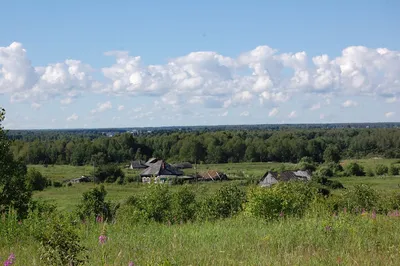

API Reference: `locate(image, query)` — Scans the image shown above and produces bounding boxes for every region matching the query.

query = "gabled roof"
[279,170,312,181]
[130,160,148,169]
[140,160,183,177]
[259,170,312,187]
[145,157,158,166]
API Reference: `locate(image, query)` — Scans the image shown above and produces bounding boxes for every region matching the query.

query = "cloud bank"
[1,42,400,112]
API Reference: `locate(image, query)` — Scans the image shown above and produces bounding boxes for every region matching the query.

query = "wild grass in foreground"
[2,181,400,265]
[1,210,400,265]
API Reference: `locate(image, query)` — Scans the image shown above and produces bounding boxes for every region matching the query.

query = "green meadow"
[1,158,400,265]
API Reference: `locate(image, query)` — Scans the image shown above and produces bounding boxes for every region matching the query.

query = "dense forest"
[7,128,400,166]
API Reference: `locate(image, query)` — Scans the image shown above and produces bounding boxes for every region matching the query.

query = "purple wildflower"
[3,253,15,266]
[96,215,104,223]
[279,211,284,217]
[99,234,107,244]
[128,262,135,266]
[371,210,376,219]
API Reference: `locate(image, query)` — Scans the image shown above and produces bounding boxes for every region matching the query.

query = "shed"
[129,160,148,169]
[196,170,227,181]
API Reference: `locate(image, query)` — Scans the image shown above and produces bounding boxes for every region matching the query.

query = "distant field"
[29,158,400,211]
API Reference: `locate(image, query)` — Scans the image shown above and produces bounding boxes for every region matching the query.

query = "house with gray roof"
[259,170,312,187]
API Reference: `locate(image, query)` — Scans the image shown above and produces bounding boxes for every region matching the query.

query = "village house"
[259,170,312,187]
[139,159,183,183]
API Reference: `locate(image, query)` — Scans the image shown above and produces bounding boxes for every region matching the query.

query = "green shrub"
[389,165,399,176]
[341,184,379,212]
[170,186,196,223]
[52,181,62,187]
[94,164,125,183]
[38,215,87,266]
[25,168,48,191]
[298,156,317,171]
[76,185,119,222]
[312,176,344,190]
[135,184,172,223]
[365,168,375,177]
[245,182,319,220]
[344,162,365,176]
[375,164,389,176]
[197,184,246,220]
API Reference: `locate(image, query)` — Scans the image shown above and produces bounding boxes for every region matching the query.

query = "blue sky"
[1,0,399,129]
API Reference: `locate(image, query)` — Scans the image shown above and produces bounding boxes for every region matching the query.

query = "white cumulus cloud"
[240,111,250,117]
[269,107,279,117]
[118,105,125,111]
[31,102,41,110]
[66,113,78,121]
[385,112,395,118]
[309,103,321,111]
[342,100,358,108]
[1,42,400,114]
[288,111,297,118]
[91,101,112,114]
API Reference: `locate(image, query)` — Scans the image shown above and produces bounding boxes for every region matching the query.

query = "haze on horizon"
[0,0,399,129]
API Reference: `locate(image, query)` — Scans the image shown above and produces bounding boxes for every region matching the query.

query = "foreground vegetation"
[2,182,400,265]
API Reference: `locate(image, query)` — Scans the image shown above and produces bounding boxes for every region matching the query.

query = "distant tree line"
[8,128,400,165]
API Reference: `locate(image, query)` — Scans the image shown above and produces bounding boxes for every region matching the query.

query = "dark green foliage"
[94,164,125,183]
[128,184,172,223]
[344,162,365,176]
[340,185,379,212]
[245,182,319,220]
[76,185,118,222]
[25,168,48,191]
[170,186,196,223]
[365,168,375,177]
[52,181,63,187]
[197,184,246,220]
[0,108,32,218]
[323,144,341,163]
[315,162,343,177]
[8,126,400,166]
[375,164,389,176]
[389,165,399,176]
[38,215,87,266]
[298,156,317,171]
[312,176,344,189]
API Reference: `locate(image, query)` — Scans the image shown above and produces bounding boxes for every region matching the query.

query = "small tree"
[375,164,389,176]
[0,108,32,218]
[389,165,399,176]
[323,145,341,163]
[39,215,87,265]
[344,162,365,176]
[76,185,118,222]
[94,164,125,183]
[298,156,317,171]
[26,168,48,191]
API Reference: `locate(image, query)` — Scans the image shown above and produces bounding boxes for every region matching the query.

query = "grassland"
[1,159,399,265]
[29,158,400,211]
[2,211,400,265]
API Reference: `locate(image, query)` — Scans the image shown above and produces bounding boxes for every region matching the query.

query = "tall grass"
[2,210,400,265]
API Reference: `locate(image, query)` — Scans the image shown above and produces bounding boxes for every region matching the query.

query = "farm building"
[259,170,312,187]
[129,160,148,169]
[140,159,183,183]
[196,170,227,181]
[69,176,91,183]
